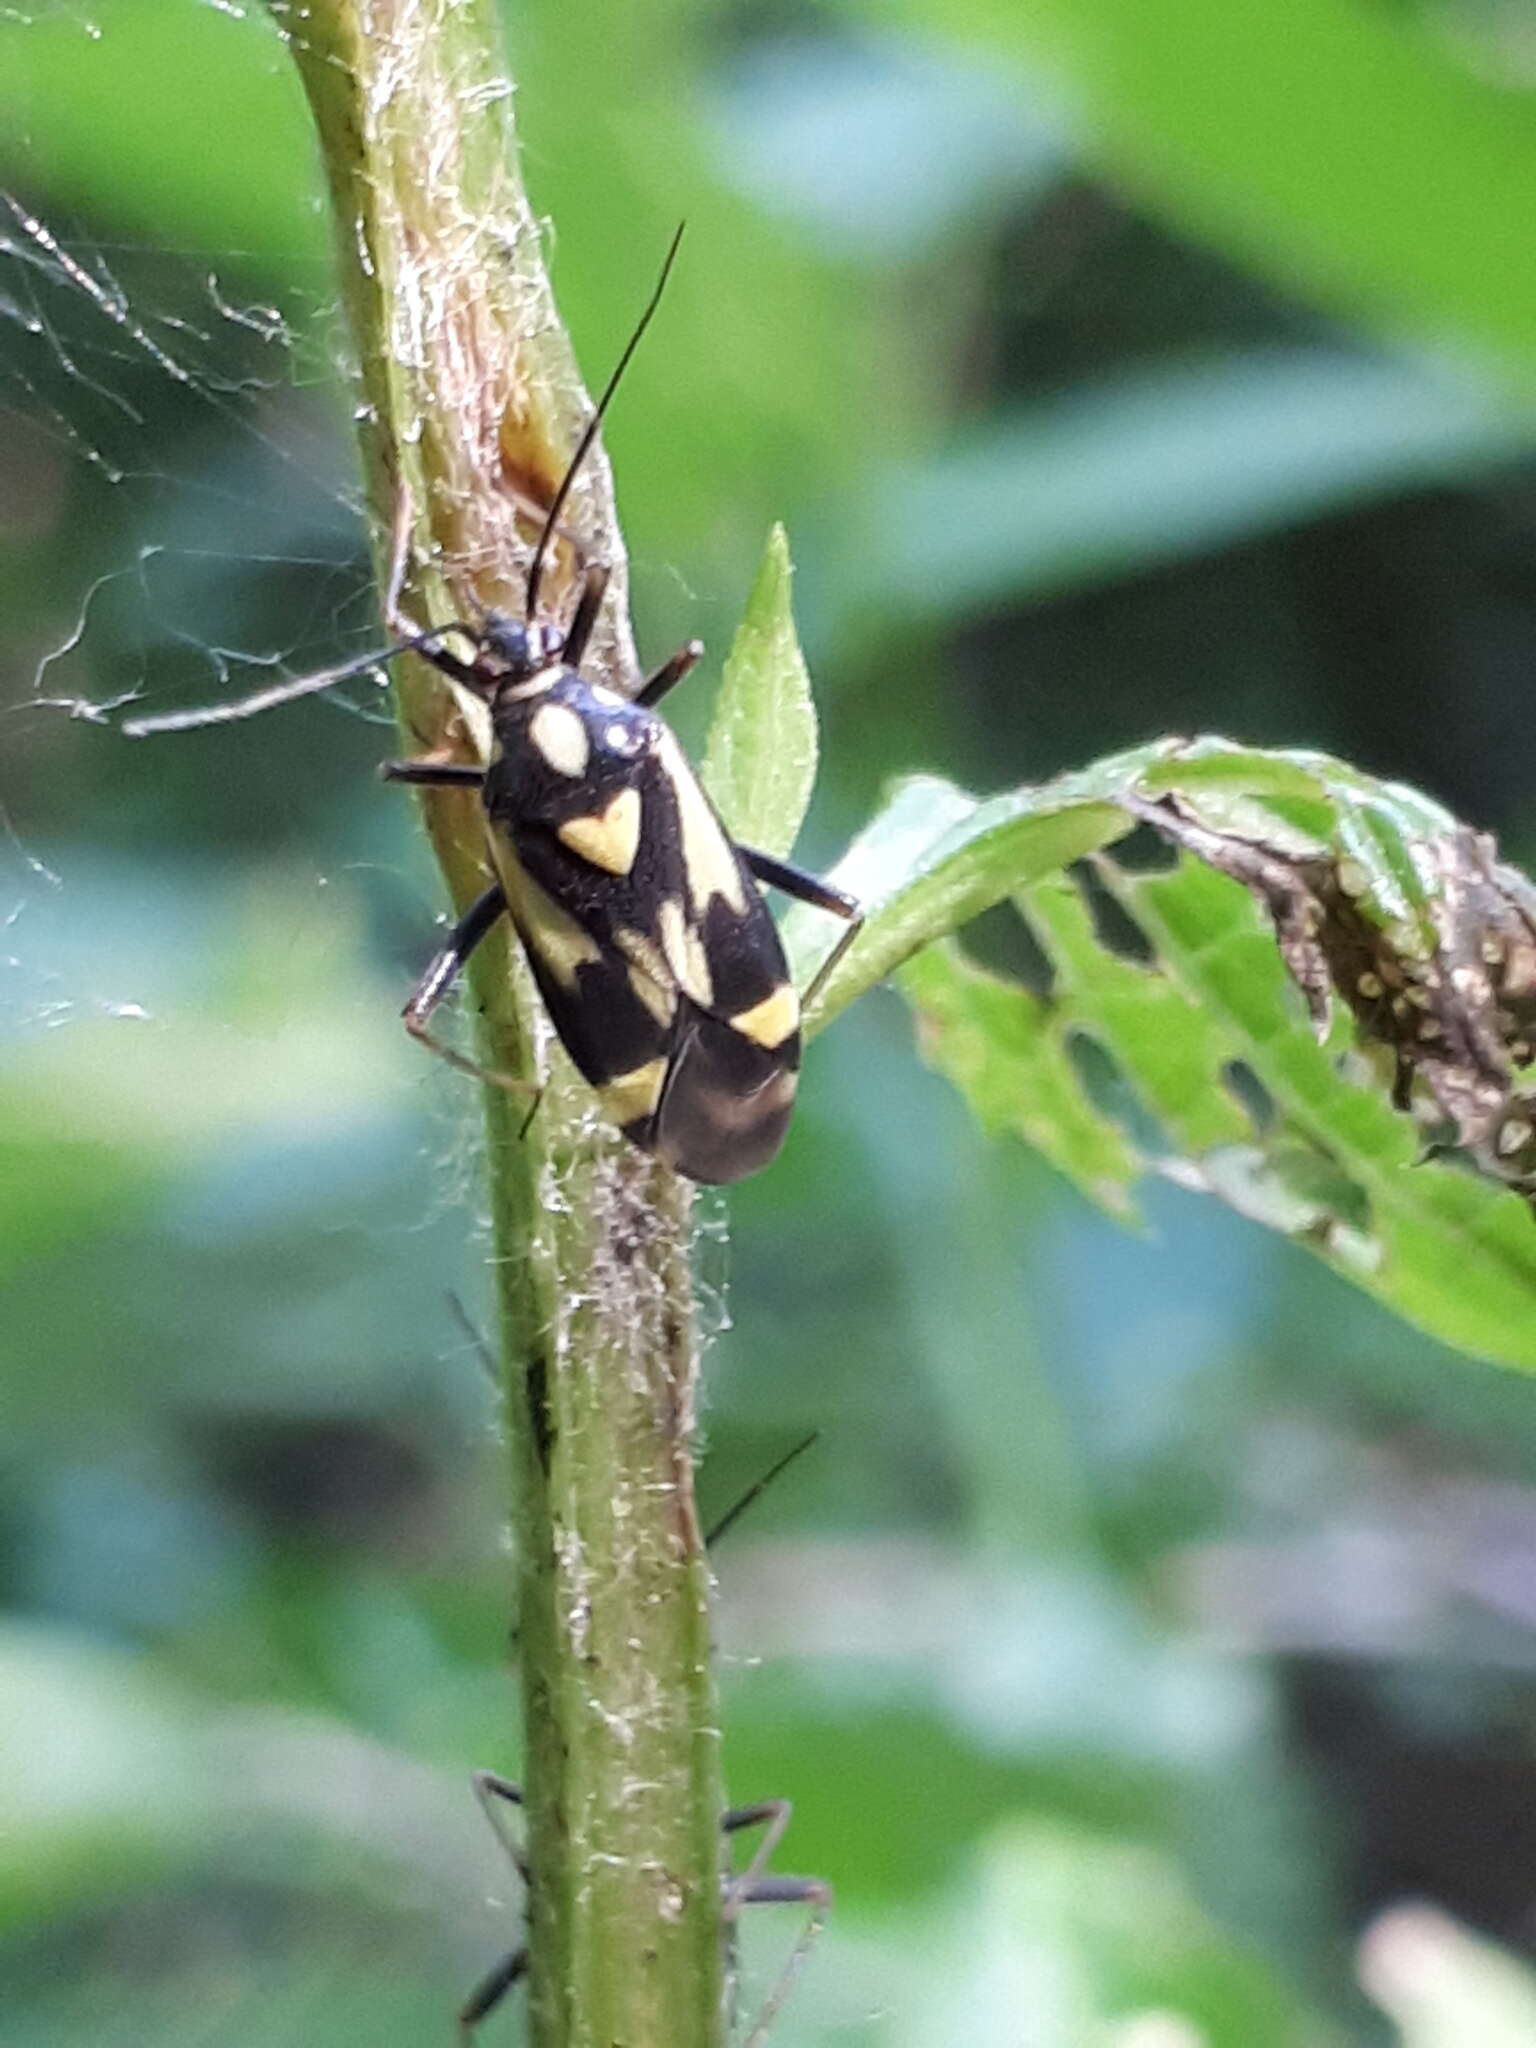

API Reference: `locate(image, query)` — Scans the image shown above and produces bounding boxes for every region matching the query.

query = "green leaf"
[876,349,1532,611]
[899,939,1142,1219]
[1120,857,1536,1370]
[0,0,322,267]
[700,523,818,858]
[898,0,1536,385]
[1022,868,1253,1156]
[794,751,1165,1028]
[809,736,1536,1369]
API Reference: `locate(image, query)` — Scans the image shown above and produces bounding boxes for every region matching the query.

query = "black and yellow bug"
[381,585,857,1183]
[124,233,859,1183]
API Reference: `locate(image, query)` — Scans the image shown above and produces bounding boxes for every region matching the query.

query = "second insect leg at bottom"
[457,1774,831,2038]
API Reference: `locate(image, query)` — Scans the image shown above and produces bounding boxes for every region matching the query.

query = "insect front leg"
[636,638,705,709]
[561,560,610,670]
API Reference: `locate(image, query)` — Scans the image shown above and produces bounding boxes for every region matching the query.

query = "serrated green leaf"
[808,734,1536,1368]
[794,755,1169,1029]
[899,939,1142,1219]
[700,524,818,858]
[1022,869,1252,1155]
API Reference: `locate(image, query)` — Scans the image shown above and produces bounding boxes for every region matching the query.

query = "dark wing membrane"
[641,1000,800,1185]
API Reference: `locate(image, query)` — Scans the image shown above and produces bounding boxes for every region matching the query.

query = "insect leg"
[458,1947,528,2038]
[702,1432,818,1549]
[561,561,611,670]
[721,1799,832,2048]
[721,1799,793,1919]
[471,1772,530,1883]
[403,884,536,1098]
[740,848,856,921]
[635,638,705,709]
[458,1774,530,2037]
[739,847,864,1008]
[379,758,486,789]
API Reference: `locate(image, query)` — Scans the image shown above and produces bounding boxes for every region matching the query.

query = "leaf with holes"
[806,735,1536,1370]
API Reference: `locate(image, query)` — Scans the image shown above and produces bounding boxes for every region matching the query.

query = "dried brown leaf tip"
[1128,791,1536,1205]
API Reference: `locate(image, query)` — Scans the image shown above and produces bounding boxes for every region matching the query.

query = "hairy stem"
[266,5,723,2042]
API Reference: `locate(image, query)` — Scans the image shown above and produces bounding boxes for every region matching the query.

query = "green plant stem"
[266,5,724,2042]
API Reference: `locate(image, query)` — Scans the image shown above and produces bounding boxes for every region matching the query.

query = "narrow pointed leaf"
[701,522,818,857]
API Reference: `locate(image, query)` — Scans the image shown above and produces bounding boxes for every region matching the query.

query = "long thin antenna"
[121,624,470,738]
[523,221,686,622]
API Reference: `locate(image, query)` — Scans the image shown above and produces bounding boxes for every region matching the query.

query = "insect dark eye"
[480,614,564,674]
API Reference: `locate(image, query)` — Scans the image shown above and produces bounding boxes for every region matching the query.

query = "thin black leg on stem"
[460,1776,530,2037]
[471,1773,530,1884]
[403,884,536,1099]
[737,1876,833,1906]
[457,1777,830,2038]
[636,638,705,709]
[722,1798,833,2048]
[458,1946,529,2037]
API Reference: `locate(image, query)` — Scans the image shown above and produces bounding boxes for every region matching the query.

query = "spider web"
[1,186,379,729]
[0,132,407,1052]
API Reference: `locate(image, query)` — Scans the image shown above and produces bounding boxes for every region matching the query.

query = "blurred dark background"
[6,1,1536,2040]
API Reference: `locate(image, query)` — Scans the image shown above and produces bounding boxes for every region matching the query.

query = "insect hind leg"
[740,846,863,1009]
[723,1799,832,2048]
[403,884,538,1102]
[458,1944,528,2038]
[457,1774,531,2037]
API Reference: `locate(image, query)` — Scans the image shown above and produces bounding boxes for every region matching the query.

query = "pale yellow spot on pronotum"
[530,701,590,777]
[601,1058,668,1126]
[557,787,642,876]
[728,983,800,1050]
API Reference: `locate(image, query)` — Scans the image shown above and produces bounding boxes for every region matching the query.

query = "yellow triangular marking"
[601,1058,668,1126]
[557,787,642,876]
[728,983,799,1050]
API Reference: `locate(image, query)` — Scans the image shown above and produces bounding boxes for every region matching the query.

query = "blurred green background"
[8,1,1536,2041]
